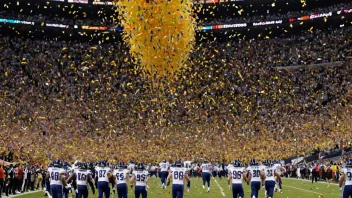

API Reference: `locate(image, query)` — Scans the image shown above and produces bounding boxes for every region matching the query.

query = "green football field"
[14,177,341,198]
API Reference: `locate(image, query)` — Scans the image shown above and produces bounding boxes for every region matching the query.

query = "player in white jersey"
[340,161,352,198]
[247,160,266,198]
[227,160,248,198]
[66,162,95,198]
[166,160,191,198]
[272,161,285,193]
[264,160,282,198]
[45,160,67,198]
[159,159,170,189]
[199,160,212,192]
[130,163,149,198]
[95,160,113,198]
[112,162,130,198]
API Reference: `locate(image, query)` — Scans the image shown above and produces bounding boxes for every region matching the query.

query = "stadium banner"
[82,26,108,30]
[0,18,35,25]
[93,0,115,5]
[46,23,69,28]
[252,20,282,26]
[68,0,88,4]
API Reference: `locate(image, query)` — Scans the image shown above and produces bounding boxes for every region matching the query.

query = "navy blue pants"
[63,186,70,198]
[117,183,128,198]
[50,185,63,198]
[343,185,352,198]
[265,181,275,198]
[232,184,244,198]
[160,171,168,185]
[134,186,147,198]
[97,181,110,198]
[172,184,184,198]
[251,181,261,198]
[77,185,88,198]
[46,180,51,193]
[202,172,211,187]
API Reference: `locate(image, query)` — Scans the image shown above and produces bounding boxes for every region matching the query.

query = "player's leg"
[104,182,110,198]
[134,186,140,198]
[97,182,104,198]
[201,173,206,188]
[206,173,211,188]
[187,181,190,192]
[141,187,147,198]
[239,185,244,198]
[231,184,237,198]
[267,181,275,198]
[171,184,177,198]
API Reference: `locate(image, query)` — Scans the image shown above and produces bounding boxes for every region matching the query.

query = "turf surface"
[12,177,341,198]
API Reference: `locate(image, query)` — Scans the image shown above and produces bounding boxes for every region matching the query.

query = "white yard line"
[212,175,226,197]
[285,177,338,185]
[3,190,41,198]
[283,184,340,196]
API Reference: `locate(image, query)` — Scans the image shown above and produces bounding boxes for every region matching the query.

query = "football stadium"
[0,0,351,197]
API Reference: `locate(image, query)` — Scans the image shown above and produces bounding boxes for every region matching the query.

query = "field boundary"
[4,190,41,198]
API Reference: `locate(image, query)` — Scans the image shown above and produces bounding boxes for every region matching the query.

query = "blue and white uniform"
[342,167,352,198]
[159,161,170,188]
[201,162,212,191]
[248,164,266,198]
[95,166,111,198]
[133,170,149,198]
[113,168,129,198]
[75,169,92,198]
[229,166,246,198]
[170,167,187,198]
[265,165,276,198]
[49,167,65,198]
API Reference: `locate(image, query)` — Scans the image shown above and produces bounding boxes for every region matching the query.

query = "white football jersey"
[249,165,266,182]
[170,167,187,185]
[229,167,246,184]
[95,167,111,182]
[159,162,170,172]
[113,169,129,184]
[343,167,352,185]
[201,163,212,173]
[49,168,65,185]
[75,169,91,186]
[133,170,148,186]
[265,166,275,181]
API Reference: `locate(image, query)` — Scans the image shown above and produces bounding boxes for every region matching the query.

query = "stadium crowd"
[0,21,351,163]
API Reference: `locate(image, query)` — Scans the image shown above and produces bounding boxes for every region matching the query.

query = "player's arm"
[198,166,203,174]
[129,174,135,188]
[274,170,282,184]
[166,172,172,186]
[260,171,266,184]
[339,173,345,188]
[242,171,249,184]
[184,173,191,183]
[46,171,50,180]
[60,173,68,186]
[66,172,75,183]
[88,174,96,195]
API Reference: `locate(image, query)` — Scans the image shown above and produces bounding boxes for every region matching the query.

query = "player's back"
[113,169,129,184]
[201,163,211,173]
[230,167,245,184]
[159,162,169,172]
[344,167,352,186]
[250,165,265,182]
[134,170,148,186]
[75,169,91,185]
[95,167,110,182]
[171,167,186,185]
[265,165,275,181]
[50,167,64,185]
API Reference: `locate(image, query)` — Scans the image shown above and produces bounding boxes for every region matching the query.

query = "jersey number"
[266,170,273,177]
[252,170,260,177]
[116,173,124,180]
[51,172,59,181]
[173,171,184,180]
[99,170,106,178]
[136,174,146,182]
[77,173,87,181]
[232,171,242,179]
[347,172,352,181]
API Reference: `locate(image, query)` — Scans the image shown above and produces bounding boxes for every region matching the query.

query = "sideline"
[283,178,341,196]
[285,177,339,185]
[3,190,41,198]
[212,175,226,197]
